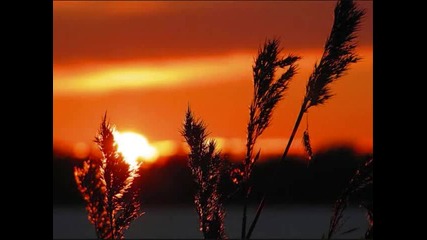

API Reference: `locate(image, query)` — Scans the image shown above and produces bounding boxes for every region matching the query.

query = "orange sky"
[53,1,373,158]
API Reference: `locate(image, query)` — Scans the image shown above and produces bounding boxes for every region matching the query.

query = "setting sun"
[113,131,158,166]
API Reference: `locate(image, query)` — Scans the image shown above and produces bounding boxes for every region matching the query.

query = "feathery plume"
[182,107,227,239]
[302,129,313,163]
[74,113,144,239]
[246,1,366,238]
[305,0,365,109]
[244,38,300,180]
[240,38,299,239]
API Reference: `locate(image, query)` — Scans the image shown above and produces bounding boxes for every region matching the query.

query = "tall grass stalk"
[182,107,227,239]
[245,0,365,238]
[240,38,300,239]
[327,158,373,239]
[74,113,144,239]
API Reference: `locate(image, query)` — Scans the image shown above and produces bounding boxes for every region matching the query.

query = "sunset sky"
[53,1,373,159]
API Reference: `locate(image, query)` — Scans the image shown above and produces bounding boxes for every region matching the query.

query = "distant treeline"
[53,146,372,206]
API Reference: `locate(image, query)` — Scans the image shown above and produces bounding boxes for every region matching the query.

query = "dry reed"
[74,113,144,239]
[246,0,366,238]
[182,107,227,239]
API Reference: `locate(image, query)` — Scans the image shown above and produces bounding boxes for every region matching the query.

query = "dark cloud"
[54,1,372,65]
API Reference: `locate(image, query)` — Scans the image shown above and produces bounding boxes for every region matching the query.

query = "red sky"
[53,1,373,158]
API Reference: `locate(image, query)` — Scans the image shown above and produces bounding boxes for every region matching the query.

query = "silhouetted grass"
[74,113,144,239]
[182,107,227,239]
[246,0,366,238]
[327,158,373,239]
[239,38,300,239]
[68,0,370,239]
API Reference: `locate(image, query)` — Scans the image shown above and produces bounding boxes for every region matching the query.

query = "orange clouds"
[53,1,373,156]
[54,53,253,95]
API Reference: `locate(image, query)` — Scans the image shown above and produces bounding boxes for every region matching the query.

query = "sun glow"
[53,54,253,96]
[113,131,158,167]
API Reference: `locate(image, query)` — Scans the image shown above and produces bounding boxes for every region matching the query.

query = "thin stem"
[280,103,306,166]
[242,104,255,239]
[241,189,248,240]
[246,196,265,239]
[242,145,253,239]
[246,99,308,239]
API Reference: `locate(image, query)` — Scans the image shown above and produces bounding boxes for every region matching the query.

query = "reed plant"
[73,0,369,239]
[74,113,144,239]
[327,158,373,239]
[245,0,366,237]
[182,107,227,239]
[240,39,299,239]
